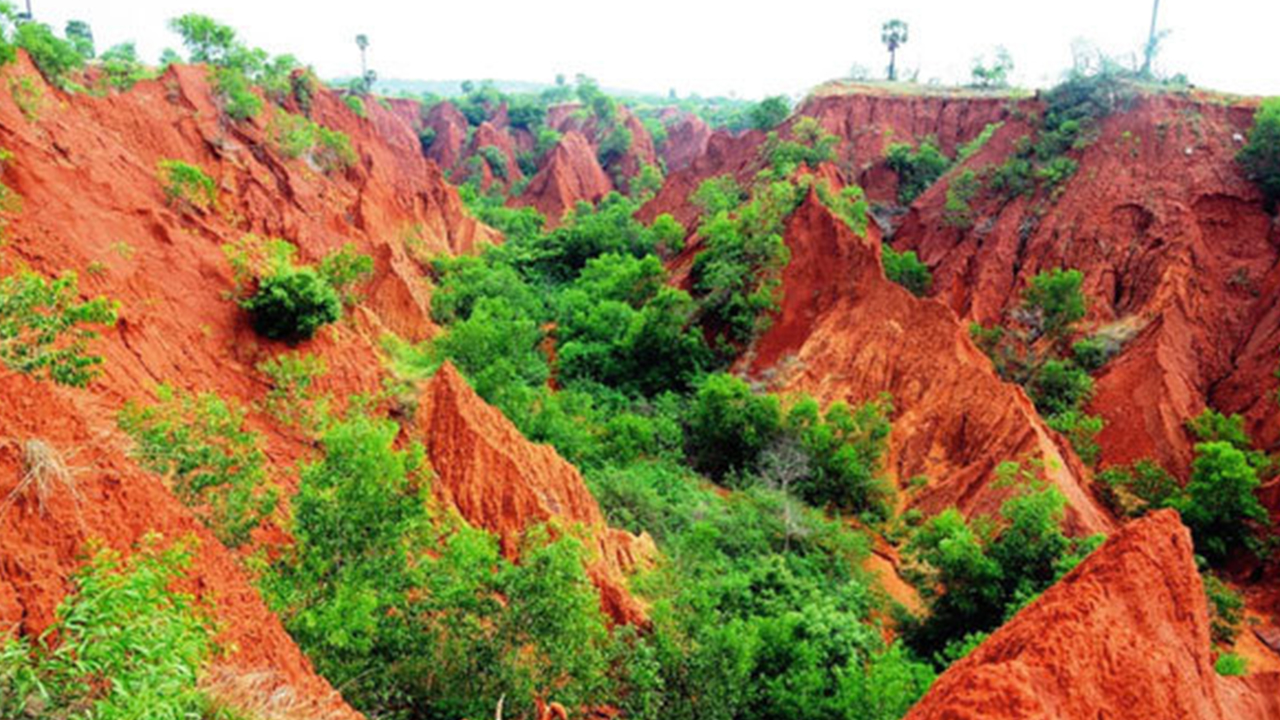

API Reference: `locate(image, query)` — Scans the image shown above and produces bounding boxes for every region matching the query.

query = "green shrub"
[1175,441,1269,564]
[1204,573,1245,645]
[1071,334,1112,372]
[815,179,870,236]
[1023,268,1086,348]
[988,155,1035,199]
[1045,409,1103,466]
[885,138,951,204]
[344,93,367,118]
[597,125,634,167]
[14,22,84,87]
[241,266,342,342]
[1034,155,1078,191]
[750,95,790,130]
[1096,459,1179,517]
[0,535,214,719]
[257,351,329,433]
[64,20,94,59]
[764,116,838,173]
[0,270,117,386]
[477,144,510,181]
[691,174,746,218]
[1215,653,1248,677]
[686,372,782,480]
[943,169,981,228]
[782,394,894,516]
[213,66,262,121]
[157,158,217,211]
[905,464,1101,662]
[1029,359,1094,416]
[1239,97,1280,210]
[270,111,357,173]
[168,13,239,65]
[119,385,278,547]
[883,246,932,297]
[317,242,374,305]
[956,122,1003,163]
[99,42,150,90]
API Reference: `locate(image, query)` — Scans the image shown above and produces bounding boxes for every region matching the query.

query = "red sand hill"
[744,190,1111,534]
[905,510,1280,720]
[657,108,712,173]
[414,363,655,625]
[511,130,614,225]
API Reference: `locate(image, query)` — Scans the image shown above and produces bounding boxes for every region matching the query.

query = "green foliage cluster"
[0,270,118,386]
[1216,653,1248,677]
[885,137,950,204]
[903,463,1102,663]
[750,95,791,130]
[99,42,151,90]
[477,143,510,181]
[970,268,1104,464]
[256,351,329,434]
[1238,97,1280,210]
[0,535,217,719]
[157,158,217,211]
[14,20,84,87]
[270,111,358,173]
[1099,409,1270,566]
[882,247,932,297]
[263,413,617,719]
[168,14,309,122]
[943,169,981,228]
[969,47,1014,89]
[691,177,797,348]
[763,117,838,175]
[119,385,279,547]
[1203,572,1244,646]
[222,236,371,342]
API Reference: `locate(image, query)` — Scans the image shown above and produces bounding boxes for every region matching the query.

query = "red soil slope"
[511,130,613,225]
[0,51,495,714]
[745,191,1111,534]
[414,363,655,625]
[894,92,1280,475]
[905,510,1280,720]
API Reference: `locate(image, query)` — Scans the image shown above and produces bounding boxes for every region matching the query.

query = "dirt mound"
[893,93,1279,475]
[905,510,1280,720]
[511,130,613,226]
[414,363,655,625]
[746,190,1111,534]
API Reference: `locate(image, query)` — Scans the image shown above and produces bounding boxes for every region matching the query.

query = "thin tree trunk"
[1141,0,1161,77]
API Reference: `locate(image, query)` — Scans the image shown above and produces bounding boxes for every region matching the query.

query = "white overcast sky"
[24,0,1280,99]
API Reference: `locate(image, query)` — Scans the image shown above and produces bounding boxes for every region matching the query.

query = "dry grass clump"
[0,438,81,518]
[199,667,351,720]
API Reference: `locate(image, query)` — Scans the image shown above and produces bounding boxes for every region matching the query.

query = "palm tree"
[881,19,909,82]
[1140,0,1161,78]
[355,34,369,79]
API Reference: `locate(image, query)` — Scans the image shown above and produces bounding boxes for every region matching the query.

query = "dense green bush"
[100,42,150,90]
[213,65,263,120]
[883,246,932,297]
[1096,459,1179,517]
[14,21,84,87]
[686,372,782,480]
[119,385,278,547]
[764,117,838,174]
[1022,268,1086,348]
[1174,441,1269,564]
[1239,97,1280,210]
[0,270,117,386]
[0,535,215,719]
[750,95,790,130]
[904,464,1101,662]
[942,169,981,228]
[885,138,950,204]
[241,266,342,341]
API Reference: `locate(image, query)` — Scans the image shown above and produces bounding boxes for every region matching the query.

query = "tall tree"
[1140,0,1161,77]
[355,33,369,90]
[881,19,909,82]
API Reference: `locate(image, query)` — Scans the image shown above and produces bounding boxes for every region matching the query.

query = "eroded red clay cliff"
[414,363,655,625]
[746,191,1111,534]
[905,510,1280,720]
[511,130,613,226]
